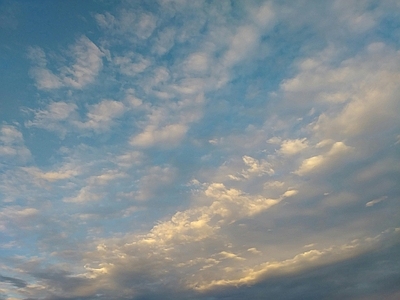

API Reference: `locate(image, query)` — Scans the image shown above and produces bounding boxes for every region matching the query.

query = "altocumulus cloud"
[0,1,399,299]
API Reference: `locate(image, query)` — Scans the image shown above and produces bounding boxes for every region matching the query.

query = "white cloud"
[222,2,274,68]
[30,68,63,90]
[184,52,209,74]
[366,196,388,207]
[59,167,128,204]
[95,10,156,40]
[27,100,124,135]
[130,123,188,148]
[252,2,275,28]
[94,182,295,262]
[62,36,104,89]
[115,151,143,168]
[152,27,176,55]
[263,181,284,189]
[0,125,31,161]
[25,102,77,136]
[0,125,23,144]
[22,166,79,182]
[28,36,104,90]
[136,13,157,39]
[79,183,298,284]
[27,46,63,90]
[223,25,259,67]
[282,43,400,142]
[242,155,274,177]
[87,170,127,186]
[114,52,151,76]
[279,138,308,156]
[63,186,101,203]
[295,142,352,175]
[94,11,115,29]
[75,100,125,132]
[267,137,281,144]
[124,90,144,108]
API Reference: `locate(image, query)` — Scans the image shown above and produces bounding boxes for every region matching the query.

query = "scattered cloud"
[294,142,352,176]
[0,125,31,161]
[75,100,125,132]
[114,52,151,76]
[242,155,274,177]
[131,123,188,148]
[62,36,104,89]
[1,1,400,299]
[366,196,388,207]
[26,100,125,135]
[22,166,79,182]
[279,138,308,156]
[28,36,104,90]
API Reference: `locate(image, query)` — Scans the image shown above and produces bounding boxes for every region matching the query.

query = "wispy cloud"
[28,36,104,90]
[0,125,31,162]
[366,196,388,207]
[26,99,125,135]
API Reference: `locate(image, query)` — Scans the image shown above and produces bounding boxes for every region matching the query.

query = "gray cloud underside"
[9,239,400,300]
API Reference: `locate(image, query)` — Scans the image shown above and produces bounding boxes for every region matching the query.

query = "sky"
[0,0,400,299]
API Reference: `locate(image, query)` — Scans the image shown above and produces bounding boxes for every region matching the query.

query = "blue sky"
[1,0,400,299]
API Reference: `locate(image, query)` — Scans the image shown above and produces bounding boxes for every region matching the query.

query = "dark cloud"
[0,274,27,288]
[28,268,91,294]
[17,241,399,300]
[201,240,400,300]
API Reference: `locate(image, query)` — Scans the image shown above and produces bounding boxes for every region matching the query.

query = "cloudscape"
[1,1,400,299]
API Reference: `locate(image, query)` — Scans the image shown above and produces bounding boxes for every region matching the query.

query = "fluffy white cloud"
[75,100,125,132]
[279,138,308,156]
[295,142,352,176]
[242,155,274,177]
